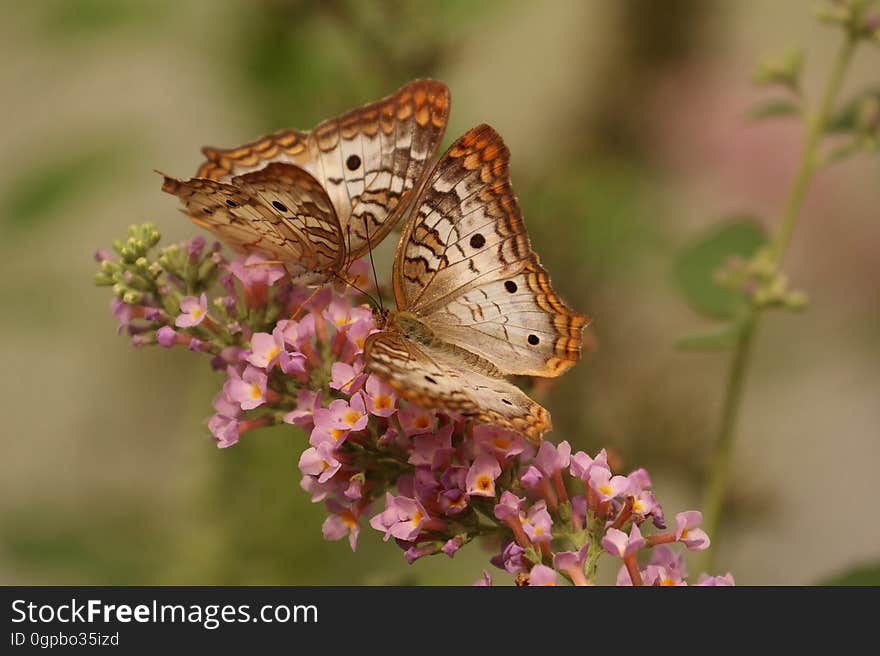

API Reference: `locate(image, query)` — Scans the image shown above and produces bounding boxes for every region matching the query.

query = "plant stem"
[770,33,857,267]
[699,32,858,573]
[699,316,756,571]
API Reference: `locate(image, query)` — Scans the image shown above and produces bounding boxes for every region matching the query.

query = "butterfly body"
[364,124,589,443]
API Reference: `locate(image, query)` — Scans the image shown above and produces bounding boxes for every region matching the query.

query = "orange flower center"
[492,437,511,450]
[341,510,357,528]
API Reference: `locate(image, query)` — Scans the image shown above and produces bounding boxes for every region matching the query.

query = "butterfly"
[364,124,589,443]
[160,79,451,284]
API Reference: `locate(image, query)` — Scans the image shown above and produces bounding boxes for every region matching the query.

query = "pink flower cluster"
[476,442,724,586]
[97,229,734,586]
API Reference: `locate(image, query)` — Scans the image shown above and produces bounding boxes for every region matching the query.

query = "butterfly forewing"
[392,124,588,378]
[194,79,451,263]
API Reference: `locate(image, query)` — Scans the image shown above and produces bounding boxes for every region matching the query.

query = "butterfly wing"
[195,79,451,263]
[161,163,344,281]
[392,124,588,378]
[363,332,550,442]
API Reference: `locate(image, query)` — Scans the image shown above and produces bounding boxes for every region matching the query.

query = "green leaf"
[675,321,744,350]
[826,86,880,134]
[674,217,767,319]
[747,98,802,121]
[817,561,880,586]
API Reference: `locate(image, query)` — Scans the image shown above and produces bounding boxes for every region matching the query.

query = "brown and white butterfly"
[160,79,451,284]
[364,124,589,443]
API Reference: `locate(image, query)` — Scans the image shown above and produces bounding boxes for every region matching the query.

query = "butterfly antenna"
[361,215,384,312]
[245,259,285,267]
[290,286,321,320]
[329,270,380,308]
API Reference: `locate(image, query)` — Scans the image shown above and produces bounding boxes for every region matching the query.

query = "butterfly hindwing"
[363,332,551,442]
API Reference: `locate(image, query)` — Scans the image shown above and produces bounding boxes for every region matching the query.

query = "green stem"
[699,32,858,573]
[698,316,756,572]
[770,33,857,267]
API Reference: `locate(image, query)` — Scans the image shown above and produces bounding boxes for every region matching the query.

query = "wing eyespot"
[469,233,486,249]
[271,200,288,212]
[424,375,438,384]
[504,280,518,293]
[528,334,540,346]
[346,154,361,171]
[226,199,238,208]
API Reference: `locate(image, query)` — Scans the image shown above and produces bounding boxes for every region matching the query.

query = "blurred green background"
[2,0,878,585]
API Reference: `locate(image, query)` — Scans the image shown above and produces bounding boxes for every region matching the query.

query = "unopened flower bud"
[753,47,803,91]
[199,257,218,281]
[93,272,114,286]
[815,4,851,24]
[784,290,809,310]
[857,96,880,134]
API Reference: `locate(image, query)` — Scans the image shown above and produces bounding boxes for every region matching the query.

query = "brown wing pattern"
[161,163,343,281]
[392,124,588,377]
[193,79,451,263]
[363,332,551,442]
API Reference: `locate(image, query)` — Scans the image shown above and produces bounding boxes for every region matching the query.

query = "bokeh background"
[2,0,878,585]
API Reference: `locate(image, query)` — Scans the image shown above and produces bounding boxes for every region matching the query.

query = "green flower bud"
[93,272,114,286]
[162,295,179,317]
[122,289,143,305]
[753,47,804,91]
[768,273,789,299]
[524,546,542,566]
[198,257,218,281]
[857,96,880,133]
[785,290,810,310]
[815,4,851,25]
[557,500,572,522]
